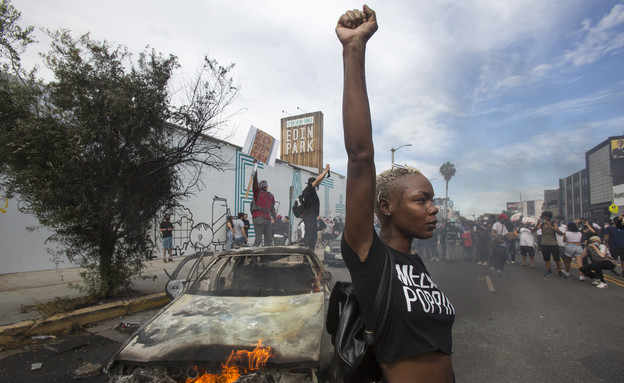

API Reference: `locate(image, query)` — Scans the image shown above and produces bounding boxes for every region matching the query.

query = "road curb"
[0,292,170,346]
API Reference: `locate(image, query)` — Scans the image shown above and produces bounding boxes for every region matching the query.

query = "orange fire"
[186,339,273,383]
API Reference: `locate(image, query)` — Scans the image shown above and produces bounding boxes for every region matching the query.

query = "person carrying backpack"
[299,164,330,249]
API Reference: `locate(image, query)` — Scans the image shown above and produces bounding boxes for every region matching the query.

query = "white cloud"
[10,0,624,217]
[562,4,624,67]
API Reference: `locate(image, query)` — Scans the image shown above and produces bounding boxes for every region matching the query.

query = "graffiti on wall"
[154,196,235,257]
[155,194,287,256]
[150,148,343,257]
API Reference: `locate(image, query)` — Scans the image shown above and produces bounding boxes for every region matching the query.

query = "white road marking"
[485,275,495,292]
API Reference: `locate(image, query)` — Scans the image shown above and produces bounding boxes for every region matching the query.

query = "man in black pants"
[300,164,330,249]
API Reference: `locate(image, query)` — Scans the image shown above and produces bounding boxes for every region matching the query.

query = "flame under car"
[106,246,337,383]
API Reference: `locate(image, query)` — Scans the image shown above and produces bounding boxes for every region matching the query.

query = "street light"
[391,144,412,165]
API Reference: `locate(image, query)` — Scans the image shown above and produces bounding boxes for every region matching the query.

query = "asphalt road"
[1,248,623,382]
[431,255,624,383]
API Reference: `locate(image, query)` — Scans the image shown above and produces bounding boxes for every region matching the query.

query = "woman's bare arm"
[336,5,378,261]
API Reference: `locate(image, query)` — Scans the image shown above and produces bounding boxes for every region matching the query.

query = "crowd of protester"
[225,197,623,290]
[224,211,345,249]
[415,212,624,289]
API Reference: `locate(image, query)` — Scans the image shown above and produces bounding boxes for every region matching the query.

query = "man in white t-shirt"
[233,212,248,247]
[491,214,510,275]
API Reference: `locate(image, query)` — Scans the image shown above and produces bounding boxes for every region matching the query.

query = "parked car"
[323,232,345,267]
[107,246,337,383]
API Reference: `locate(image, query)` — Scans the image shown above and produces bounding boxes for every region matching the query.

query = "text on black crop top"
[341,231,455,362]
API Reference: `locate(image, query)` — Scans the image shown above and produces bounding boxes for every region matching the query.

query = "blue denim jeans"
[226,230,234,250]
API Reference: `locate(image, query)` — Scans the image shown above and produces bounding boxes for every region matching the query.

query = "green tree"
[1,28,238,297]
[439,162,456,221]
[0,0,39,167]
[0,0,34,71]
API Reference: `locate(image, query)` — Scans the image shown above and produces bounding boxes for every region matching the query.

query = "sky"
[11,0,624,218]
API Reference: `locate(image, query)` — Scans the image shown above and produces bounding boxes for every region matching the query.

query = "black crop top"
[341,230,454,362]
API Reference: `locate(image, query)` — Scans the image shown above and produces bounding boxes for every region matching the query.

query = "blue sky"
[12,0,624,217]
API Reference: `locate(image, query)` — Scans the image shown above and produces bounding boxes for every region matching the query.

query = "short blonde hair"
[375,165,422,219]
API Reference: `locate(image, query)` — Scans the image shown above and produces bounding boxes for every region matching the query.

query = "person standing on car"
[160,214,174,263]
[299,164,330,249]
[337,6,455,382]
[251,163,277,246]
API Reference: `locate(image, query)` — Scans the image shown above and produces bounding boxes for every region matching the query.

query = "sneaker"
[168,258,174,262]
[559,271,569,278]
[544,270,553,276]
[579,276,585,281]
[163,259,168,263]
[596,282,608,289]
[476,261,483,265]
[510,261,515,264]
[591,280,600,285]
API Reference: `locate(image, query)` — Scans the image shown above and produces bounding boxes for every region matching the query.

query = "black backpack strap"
[364,247,394,345]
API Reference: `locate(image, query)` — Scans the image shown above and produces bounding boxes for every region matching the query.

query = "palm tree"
[439,162,456,221]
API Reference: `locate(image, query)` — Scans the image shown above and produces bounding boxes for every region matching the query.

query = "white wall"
[0,197,69,273]
[0,143,346,273]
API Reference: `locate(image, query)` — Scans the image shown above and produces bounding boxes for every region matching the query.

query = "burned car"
[107,246,337,383]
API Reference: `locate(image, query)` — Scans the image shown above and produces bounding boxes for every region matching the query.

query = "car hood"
[115,292,326,366]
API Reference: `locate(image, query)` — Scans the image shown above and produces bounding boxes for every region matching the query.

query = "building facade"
[0,140,347,274]
[586,136,624,223]
[558,169,589,221]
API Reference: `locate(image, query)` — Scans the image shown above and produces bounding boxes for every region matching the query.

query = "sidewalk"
[0,257,181,344]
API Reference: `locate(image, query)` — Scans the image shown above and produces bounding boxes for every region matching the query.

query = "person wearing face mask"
[250,162,277,247]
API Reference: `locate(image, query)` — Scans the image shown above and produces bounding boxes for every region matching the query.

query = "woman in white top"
[515,222,536,268]
[563,222,585,280]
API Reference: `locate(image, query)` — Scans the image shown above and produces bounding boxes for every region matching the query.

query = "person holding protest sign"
[251,161,277,246]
